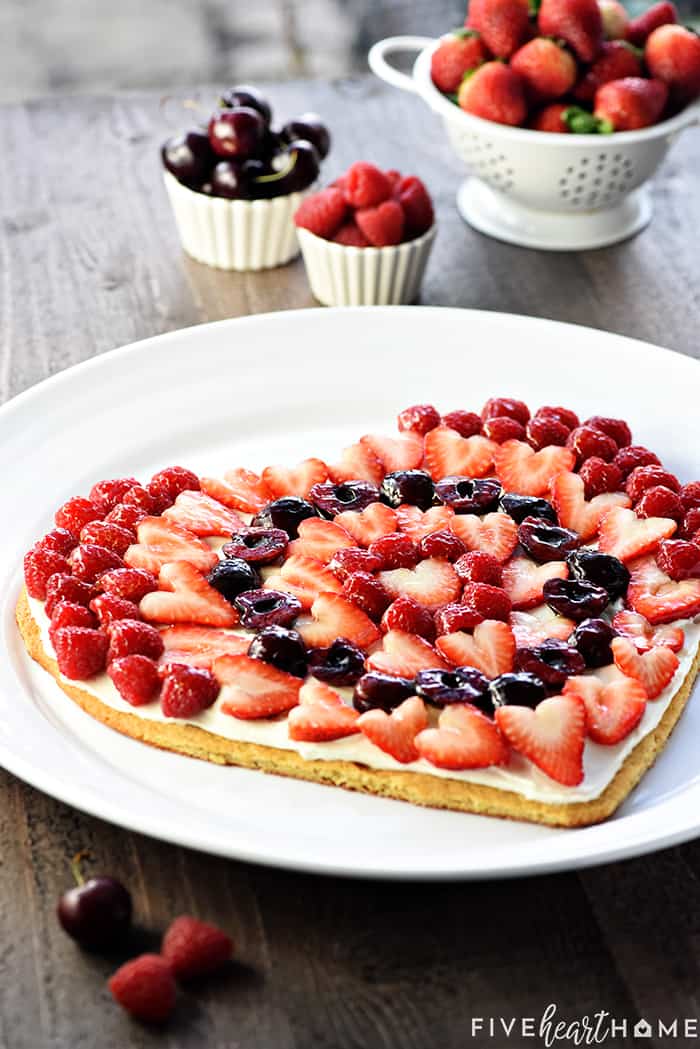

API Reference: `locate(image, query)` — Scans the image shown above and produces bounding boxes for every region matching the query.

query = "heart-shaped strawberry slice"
[395,504,455,541]
[416,703,509,770]
[335,502,397,546]
[367,629,451,676]
[216,654,301,719]
[262,457,329,498]
[125,517,218,575]
[424,426,497,480]
[598,506,676,563]
[358,696,428,763]
[550,471,630,540]
[378,557,461,610]
[563,674,647,744]
[140,561,237,628]
[611,636,679,698]
[501,557,568,611]
[450,511,518,563]
[287,679,360,741]
[265,554,342,610]
[494,440,575,497]
[436,620,516,678]
[495,694,586,785]
[162,490,245,537]
[612,609,684,653]
[626,554,700,624]
[295,592,381,650]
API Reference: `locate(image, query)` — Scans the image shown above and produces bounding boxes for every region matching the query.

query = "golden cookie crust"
[15,588,700,828]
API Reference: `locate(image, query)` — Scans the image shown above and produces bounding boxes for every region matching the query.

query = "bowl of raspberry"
[368,0,700,251]
[160,84,330,270]
[293,162,436,306]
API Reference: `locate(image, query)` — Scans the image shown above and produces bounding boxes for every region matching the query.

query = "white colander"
[369,35,700,250]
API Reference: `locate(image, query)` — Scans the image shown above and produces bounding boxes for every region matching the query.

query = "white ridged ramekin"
[163,170,311,271]
[297,224,436,306]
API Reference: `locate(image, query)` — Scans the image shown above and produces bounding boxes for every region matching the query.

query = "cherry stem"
[70,849,91,887]
[256,151,298,184]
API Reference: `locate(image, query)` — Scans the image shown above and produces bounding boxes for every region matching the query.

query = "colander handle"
[368,36,434,94]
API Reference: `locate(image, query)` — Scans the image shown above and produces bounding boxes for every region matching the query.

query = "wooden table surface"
[2,77,700,1049]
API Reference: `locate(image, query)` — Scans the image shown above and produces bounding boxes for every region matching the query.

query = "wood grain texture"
[1,78,699,1048]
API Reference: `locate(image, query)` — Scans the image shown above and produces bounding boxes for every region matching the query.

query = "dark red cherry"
[161,129,215,186]
[57,853,132,950]
[255,141,320,197]
[281,113,331,158]
[208,107,265,159]
[220,85,272,125]
[210,160,250,199]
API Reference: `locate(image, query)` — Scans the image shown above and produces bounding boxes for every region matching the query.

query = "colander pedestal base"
[457,179,652,251]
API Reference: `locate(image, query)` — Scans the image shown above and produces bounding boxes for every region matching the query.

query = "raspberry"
[108,654,161,705]
[381,596,436,641]
[55,496,103,535]
[355,200,405,247]
[680,482,700,512]
[462,581,512,622]
[90,593,141,626]
[37,528,77,556]
[49,601,97,645]
[160,664,219,717]
[327,547,382,581]
[122,484,160,514]
[24,547,71,599]
[635,486,684,521]
[613,445,661,479]
[44,574,96,616]
[579,457,623,499]
[105,503,148,531]
[108,953,176,1024]
[70,543,123,582]
[343,571,391,620]
[526,415,570,450]
[483,416,526,443]
[294,187,347,240]
[567,425,618,464]
[681,507,700,541]
[418,529,466,562]
[481,397,530,425]
[107,619,164,662]
[79,521,135,555]
[89,477,138,514]
[441,410,482,437]
[434,602,482,635]
[626,465,680,503]
[343,162,392,208]
[98,567,159,601]
[161,915,234,980]
[585,415,632,448]
[534,406,579,430]
[454,550,503,586]
[395,176,434,237]
[397,404,441,435]
[149,466,200,508]
[368,533,418,569]
[384,169,402,190]
[656,539,700,581]
[332,222,370,247]
[53,626,109,680]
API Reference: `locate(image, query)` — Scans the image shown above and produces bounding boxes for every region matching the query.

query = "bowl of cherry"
[161,84,331,271]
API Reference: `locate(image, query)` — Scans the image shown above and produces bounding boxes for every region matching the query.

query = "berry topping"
[613,445,661,478]
[612,636,679,699]
[234,589,302,630]
[380,469,435,511]
[395,504,455,541]
[105,503,148,531]
[201,469,272,514]
[216,653,301,719]
[329,441,384,486]
[563,675,647,745]
[343,571,393,619]
[579,457,623,499]
[494,440,575,497]
[55,496,103,535]
[550,470,631,540]
[397,404,441,436]
[149,465,200,505]
[450,511,519,563]
[108,954,176,1024]
[310,480,380,517]
[585,415,632,448]
[498,492,557,525]
[368,533,419,570]
[681,507,700,540]
[248,625,308,678]
[441,410,483,437]
[526,414,570,450]
[36,527,78,556]
[107,618,164,662]
[123,484,162,514]
[598,505,676,562]
[657,538,700,581]
[501,556,568,610]
[159,625,249,668]
[378,557,461,610]
[140,562,238,628]
[125,517,218,575]
[266,553,342,609]
[534,405,580,430]
[44,574,96,616]
[680,481,700,512]
[514,639,586,691]
[612,609,684,653]
[287,679,360,741]
[24,546,71,599]
[53,626,109,680]
[626,464,680,503]
[49,601,98,644]
[108,654,161,706]
[489,672,547,709]
[161,914,233,981]
[327,546,382,581]
[483,416,526,443]
[570,617,617,667]
[162,490,243,537]
[58,853,132,950]
[88,477,139,514]
[425,427,497,481]
[70,543,123,583]
[80,521,135,555]
[296,592,381,650]
[353,672,416,713]
[417,529,466,562]
[357,696,428,763]
[567,425,618,464]
[251,496,319,539]
[90,592,141,626]
[627,555,700,625]
[360,431,425,473]
[367,629,450,677]
[454,550,503,586]
[635,486,684,521]
[433,602,483,635]
[481,397,530,425]
[223,528,288,565]
[207,559,261,602]
[461,581,513,623]
[307,638,366,685]
[517,517,581,563]
[434,476,502,514]
[436,619,516,679]
[381,595,437,641]
[509,608,576,647]
[335,502,398,546]
[415,704,509,771]
[495,694,586,786]
[262,458,329,500]
[97,567,158,602]
[415,666,491,709]
[543,577,609,621]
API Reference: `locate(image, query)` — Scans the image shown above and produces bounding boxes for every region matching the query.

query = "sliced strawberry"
[415,704,509,770]
[550,471,631,540]
[335,502,398,546]
[494,440,575,497]
[216,653,300,718]
[360,431,424,472]
[436,620,515,678]
[598,506,676,562]
[295,593,381,650]
[200,469,272,513]
[611,636,679,699]
[509,607,576,647]
[502,557,568,610]
[395,504,455,541]
[449,512,518,563]
[162,490,245,537]
[424,426,496,480]
[262,458,329,499]
[124,517,218,575]
[329,441,384,485]
[139,562,238,628]
[378,558,461,611]
[627,555,700,625]
[287,679,360,741]
[495,694,586,786]
[612,609,684,653]
[264,554,342,610]
[563,674,647,745]
[357,696,428,763]
[159,625,249,668]
[288,518,354,564]
[367,629,451,676]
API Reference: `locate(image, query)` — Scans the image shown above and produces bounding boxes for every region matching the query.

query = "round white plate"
[2,307,699,880]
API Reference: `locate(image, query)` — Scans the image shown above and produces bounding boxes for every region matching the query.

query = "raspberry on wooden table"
[24,547,71,599]
[53,626,109,680]
[160,664,220,717]
[108,654,161,706]
[55,496,103,535]
[441,410,482,437]
[107,619,165,662]
[44,574,96,616]
[108,954,176,1024]
[161,915,234,980]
